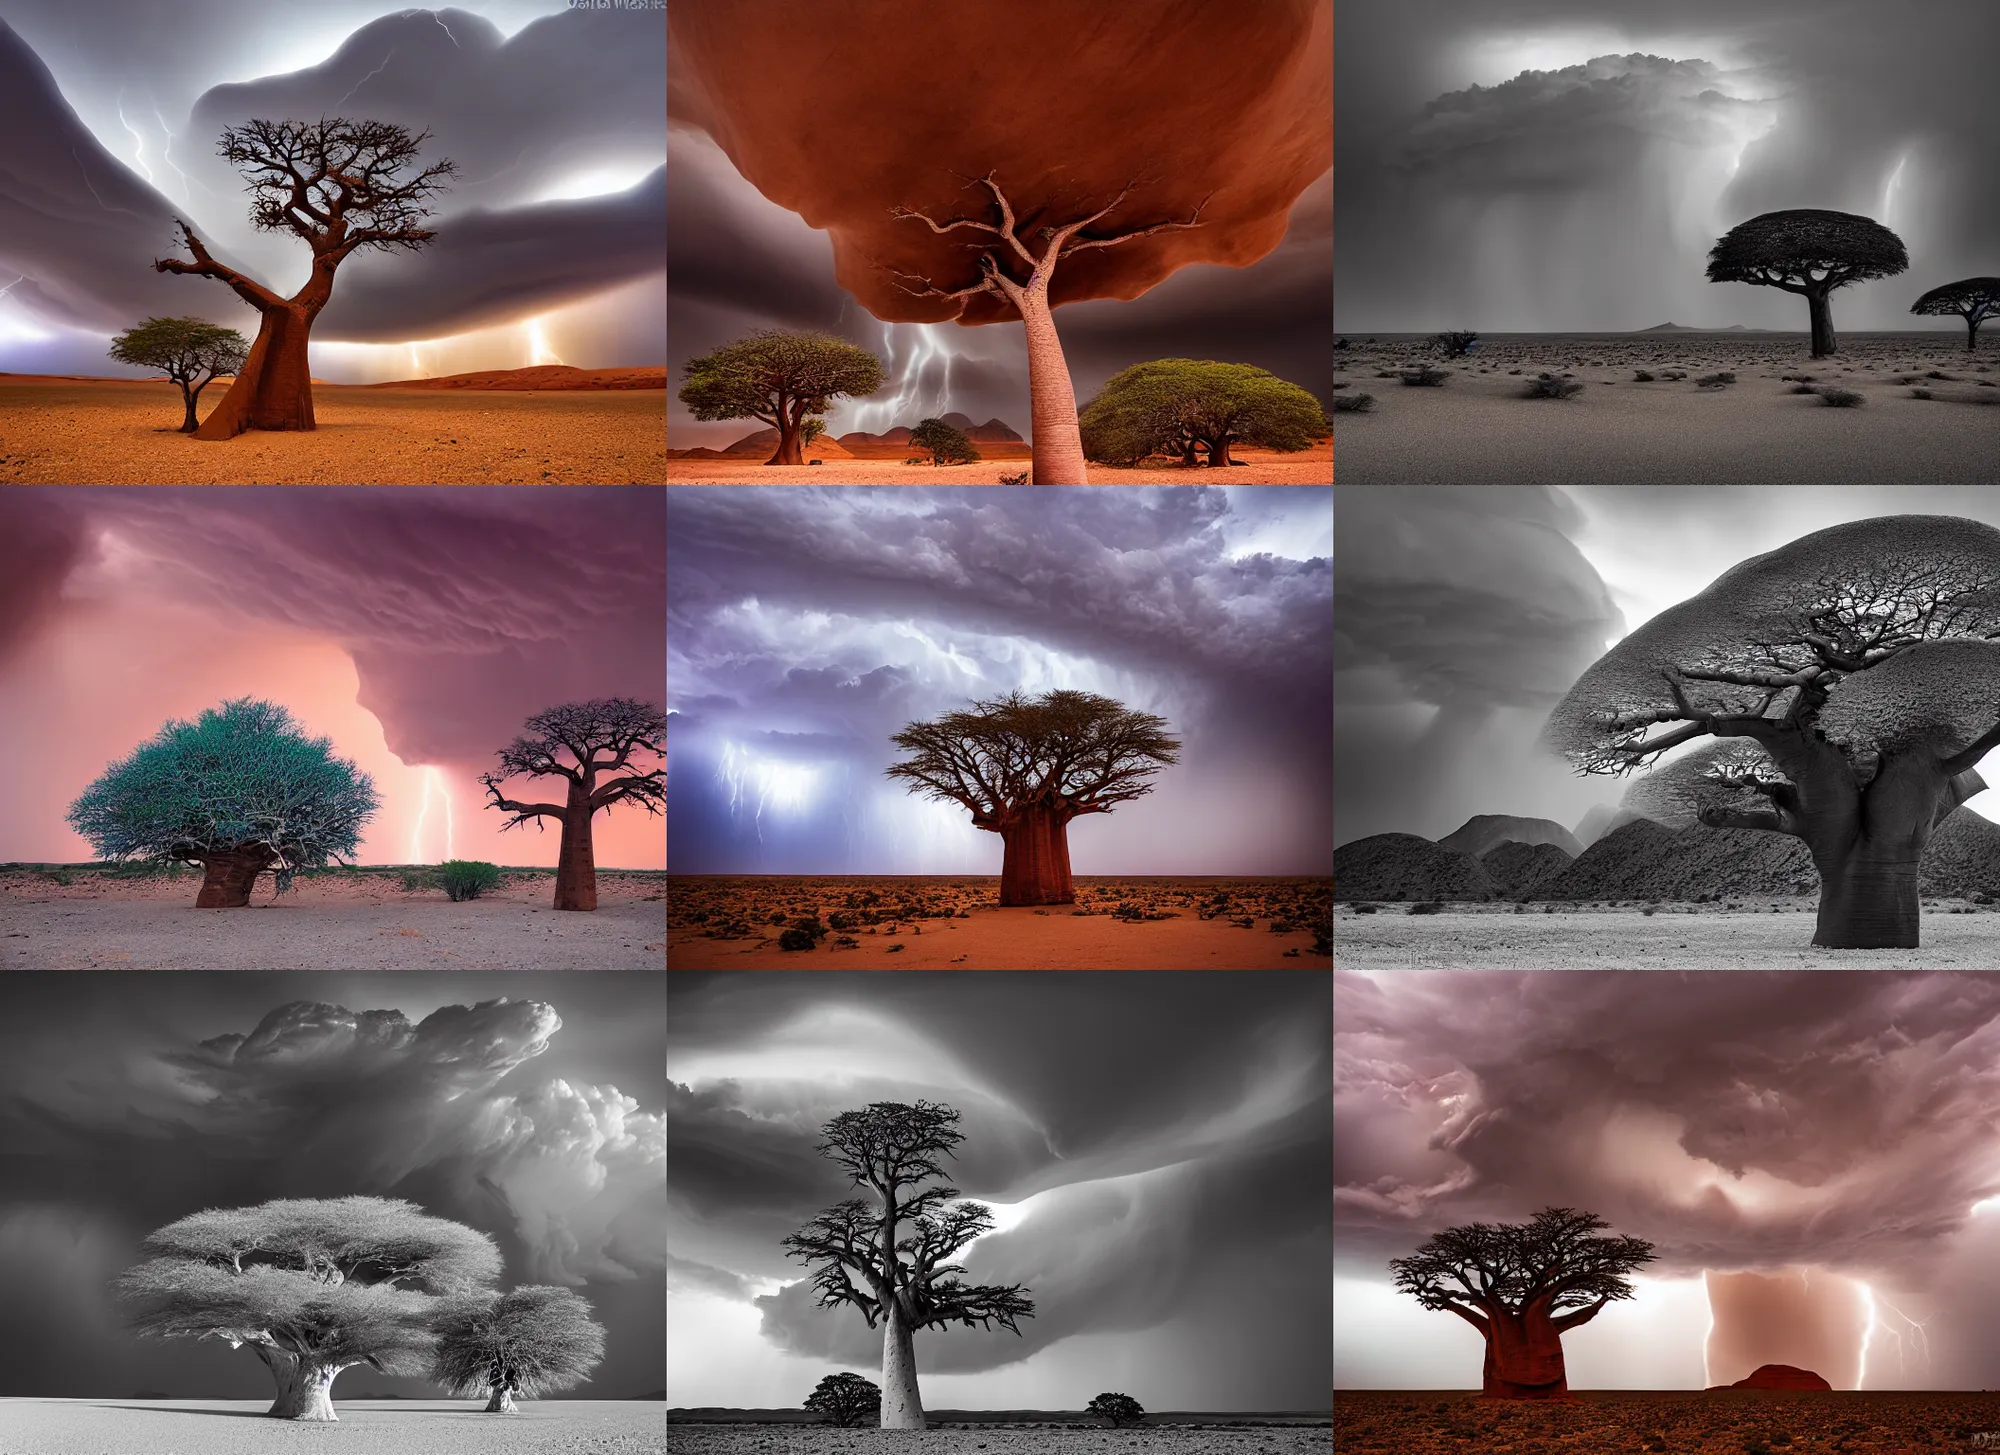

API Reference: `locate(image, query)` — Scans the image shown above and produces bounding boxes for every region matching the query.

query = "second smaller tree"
[432,1286,607,1413]
[1087,1392,1146,1427]
[909,417,981,466]
[108,316,251,433]
[805,1372,882,1427]
[1911,277,2000,351]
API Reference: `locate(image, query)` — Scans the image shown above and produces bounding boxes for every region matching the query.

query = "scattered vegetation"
[1400,365,1449,386]
[1428,330,1480,358]
[1696,371,1736,387]
[1522,373,1584,399]
[1331,392,1375,413]
[1816,387,1864,407]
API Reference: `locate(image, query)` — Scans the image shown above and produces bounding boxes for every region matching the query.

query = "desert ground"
[0,376,666,483]
[0,1399,665,1454]
[668,876,1332,968]
[0,866,665,970]
[1331,332,2000,483]
[664,441,1330,484]
[1332,900,2000,969]
[672,1425,1327,1455]
[1334,1389,2000,1454]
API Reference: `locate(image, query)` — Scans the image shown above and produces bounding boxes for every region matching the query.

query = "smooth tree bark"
[154,119,455,438]
[997,801,1075,905]
[889,174,1209,484]
[1456,1298,1608,1399]
[195,845,279,907]
[267,1357,348,1421]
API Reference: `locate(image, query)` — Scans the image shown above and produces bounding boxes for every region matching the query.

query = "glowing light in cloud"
[114,92,154,187]
[850,322,955,432]
[720,740,816,841]
[525,316,564,366]
[536,163,661,203]
[668,1004,1000,1098]
[407,765,455,862]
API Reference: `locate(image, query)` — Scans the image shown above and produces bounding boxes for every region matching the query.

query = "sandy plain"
[671,1430,1327,1455]
[1332,901,2000,969]
[0,1399,665,1455]
[664,441,1330,484]
[0,867,666,970]
[0,377,666,483]
[1334,1389,2000,1454]
[669,876,1332,969]
[1331,333,2000,483]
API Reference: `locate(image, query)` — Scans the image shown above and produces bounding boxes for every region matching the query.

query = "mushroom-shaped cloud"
[667,0,1331,326]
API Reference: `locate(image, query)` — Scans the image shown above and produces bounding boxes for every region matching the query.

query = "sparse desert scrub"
[1331,393,1374,412]
[1816,387,1864,406]
[1400,365,1449,386]
[1521,374,1583,399]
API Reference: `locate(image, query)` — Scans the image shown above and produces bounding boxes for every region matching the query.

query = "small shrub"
[434,859,502,901]
[1407,901,1444,915]
[39,869,73,886]
[828,911,857,931]
[1331,392,1375,413]
[1911,387,1934,399]
[1788,383,1819,394]
[997,470,1029,484]
[886,942,905,953]
[831,935,860,949]
[1659,368,1687,380]
[1375,369,1399,378]
[1522,374,1583,399]
[778,927,818,951]
[1632,369,1655,381]
[1696,371,1735,387]
[1400,365,1448,386]
[1816,388,1863,407]
[1779,373,1815,382]
[1428,330,1479,358]
[1352,903,1379,914]
[1927,369,1955,380]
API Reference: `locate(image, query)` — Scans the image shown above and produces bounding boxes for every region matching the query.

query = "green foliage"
[800,416,829,447]
[435,860,502,901]
[108,316,249,383]
[677,330,884,430]
[1087,1392,1146,1427]
[909,416,980,465]
[805,1371,881,1427]
[1079,359,1330,464]
[66,698,378,890]
[430,1285,606,1402]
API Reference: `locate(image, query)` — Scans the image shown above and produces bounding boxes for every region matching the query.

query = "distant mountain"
[1635,322,1752,332]
[1439,814,1583,860]
[839,417,1024,447]
[717,428,855,457]
[1334,833,1496,901]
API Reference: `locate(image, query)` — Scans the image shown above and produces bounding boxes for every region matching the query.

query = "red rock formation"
[1709,1364,1833,1391]
[365,365,668,391]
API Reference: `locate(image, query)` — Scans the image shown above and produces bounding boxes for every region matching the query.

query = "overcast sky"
[668,0,1330,448]
[668,486,1332,875]
[0,971,663,1398]
[0,486,664,868]
[669,970,1330,1411]
[1334,485,2000,846]
[1336,969,2000,1390]
[1337,0,2000,332]
[0,1,663,381]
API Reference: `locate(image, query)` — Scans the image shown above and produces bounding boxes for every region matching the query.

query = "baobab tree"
[885,689,1180,905]
[1390,1207,1656,1399]
[677,330,885,464]
[1544,515,2000,949]
[888,173,1209,484]
[480,697,665,911]
[116,1197,500,1421]
[1911,277,2000,351]
[782,1101,1034,1430]
[154,117,456,437]
[65,698,379,907]
[1705,209,1908,357]
[431,1286,606,1413]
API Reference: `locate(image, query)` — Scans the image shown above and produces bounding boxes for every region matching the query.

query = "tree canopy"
[109,316,250,432]
[885,689,1179,829]
[1078,359,1328,467]
[481,697,667,830]
[1706,210,1909,293]
[66,698,378,892]
[806,1372,882,1427]
[909,416,980,465]
[1390,1207,1656,1326]
[677,330,884,454]
[431,1286,606,1411]
[1912,276,2000,350]
[1088,1393,1146,1427]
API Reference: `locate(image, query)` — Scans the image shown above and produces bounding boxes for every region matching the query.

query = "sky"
[0,486,664,869]
[668,970,1331,1412]
[1337,0,2000,333]
[0,1,663,381]
[0,971,664,1398]
[668,0,1331,449]
[667,486,1333,875]
[1334,969,2000,1390]
[1334,484,2000,847]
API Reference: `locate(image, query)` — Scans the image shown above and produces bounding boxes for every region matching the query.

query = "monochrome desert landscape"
[672,1418,1330,1454]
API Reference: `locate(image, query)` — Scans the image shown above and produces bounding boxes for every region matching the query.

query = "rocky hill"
[1440,814,1583,860]
[1574,803,1644,848]
[1481,840,1574,897]
[1334,833,1495,901]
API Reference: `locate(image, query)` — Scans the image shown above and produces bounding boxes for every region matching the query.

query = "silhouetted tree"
[782,1101,1034,1430]
[1078,360,1327,468]
[888,172,1210,484]
[154,118,455,437]
[805,1372,883,1427]
[431,1286,606,1413]
[1390,1207,1656,1400]
[481,698,665,912]
[1545,515,2000,949]
[1706,209,1908,357]
[1911,277,2000,352]
[116,1198,499,1422]
[107,316,250,432]
[678,331,885,464]
[886,689,1180,905]
[66,698,378,907]
[909,416,980,465]
[1087,1393,1146,1427]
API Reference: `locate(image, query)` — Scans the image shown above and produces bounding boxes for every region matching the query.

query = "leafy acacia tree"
[1545,515,2000,949]
[886,689,1180,905]
[66,698,379,907]
[1088,1392,1146,1427]
[1706,209,1908,357]
[116,1197,500,1422]
[909,416,980,466]
[108,316,250,432]
[154,118,455,437]
[1079,359,1328,468]
[783,1102,1033,1430]
[432,1286,606,1413]
[1390,1208,1656,1400]
[805,1372,883,1427]
[1911,277,2000,351]
[480,698,665,911]
[678,330,885,464]
[889,172,1210,484]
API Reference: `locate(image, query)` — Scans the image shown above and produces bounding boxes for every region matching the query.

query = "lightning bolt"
[68,147,144,219]
[114,91,154,186]
[153,107,200,205]
[1858,1282,1874,1390]
[524,317,564,366]
[334,48,399,110]
[851,321,954,433]
[409,766,455,861]
[405,8,462,46]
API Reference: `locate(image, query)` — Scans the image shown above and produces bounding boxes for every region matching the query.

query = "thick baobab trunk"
[1811,851,1920,948]
[267,1358,342,1421]
[764,418,805,465]
[1791,754,1968,949]
[998,803,1074,906]
[1480,1308,1572,1399]
[880,1299,925,1430]
[553,780,599,911]
[195,304,318,438]
[1207,435,1235,467]
[485,1384,520,1413]
[1015,283,1088,485]
[1805,288,1836,358]
[196,847,274,907]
